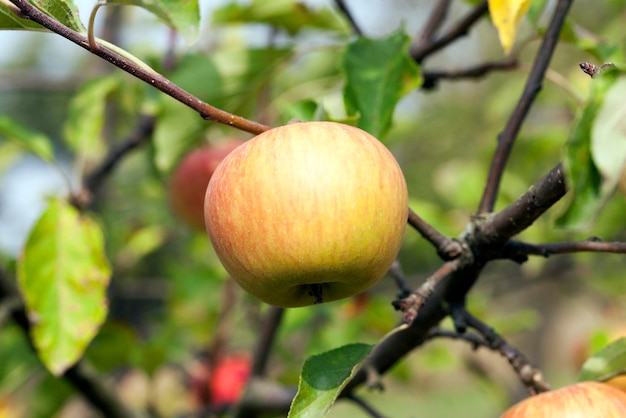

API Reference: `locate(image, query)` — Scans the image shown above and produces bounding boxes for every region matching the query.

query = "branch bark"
[477,0,573,213]
[8,0,270,136]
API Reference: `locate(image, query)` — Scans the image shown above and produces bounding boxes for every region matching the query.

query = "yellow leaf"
[488,0,531,54]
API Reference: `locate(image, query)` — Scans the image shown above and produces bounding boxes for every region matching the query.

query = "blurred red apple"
[209,355,252,406]
[501,381,626,417]
[204,121,408,307]
[168,140,244,230]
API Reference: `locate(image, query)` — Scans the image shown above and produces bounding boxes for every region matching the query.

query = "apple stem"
[308,284,324,304]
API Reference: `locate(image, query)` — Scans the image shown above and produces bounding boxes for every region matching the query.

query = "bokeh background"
[1,1,626,417]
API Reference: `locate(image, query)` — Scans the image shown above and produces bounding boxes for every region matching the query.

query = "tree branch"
[334,0,363,36]
[501,237,626,260]
[349,161,570,396]
[83,114,156,195]
[410,0,451,58]
[477,0,573,214]
[8,0,270,136]
[421,58,518,90]
[388,260,413,299]
[410,1,489,63]
[408,208,462,260]
[460,309,550,395]
[477,163,567,242]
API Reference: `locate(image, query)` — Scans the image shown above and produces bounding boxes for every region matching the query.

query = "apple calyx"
[308,284,324,304]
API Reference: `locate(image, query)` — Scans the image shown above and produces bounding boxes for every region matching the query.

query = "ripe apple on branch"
[204,121,408,307]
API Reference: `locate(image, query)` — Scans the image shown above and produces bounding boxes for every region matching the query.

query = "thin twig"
[388,260,413,299]
[250,306,285,378]
[501,237,626,259]
[334,0,363,36]
[408,208,462,260]
[477,0,573,214]
[410,1,489,63]
[84,114,156,194]
[345,393,386,418]
[422,58,518,90]
[8,0,270,136]
[411,0,451,55]
[426,327,487,349]
[460,309,550,395]
[392,259,463,323]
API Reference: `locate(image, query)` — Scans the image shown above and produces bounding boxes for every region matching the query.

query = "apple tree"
[1,0,626,417]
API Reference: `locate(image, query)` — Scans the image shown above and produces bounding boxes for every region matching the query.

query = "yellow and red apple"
[204,121,408,307]
[501,381,626,417]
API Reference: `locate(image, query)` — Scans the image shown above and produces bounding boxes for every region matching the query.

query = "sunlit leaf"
[288,343,372,418]
[115,225,168,269]
[103,0,200,43]
[279,99,326,124]
[212,0,348,35]
[343,29,421,140]
[488,0,531,54]
[0,2,45,30]
[556,69,619,228]
[0,115,54,162]
[0,0,85,32]
[17,198,111,376]
[63,75,120,167]
[591,78,626,190]
[580,338,626,382]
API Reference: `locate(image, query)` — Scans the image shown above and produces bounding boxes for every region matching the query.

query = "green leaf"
[0,115,54,162]
[0,0,86,32]
[0,3,45,30]
[288,343,373,418]
[63,75,120,165]
[580,338,626,382]
[342,29,422,140]
[279,99,325,124]
[103,0,200,43]
[591,78,626,191]
[17,198,111,376]
[556,69,619,228]
[212,0,348,36]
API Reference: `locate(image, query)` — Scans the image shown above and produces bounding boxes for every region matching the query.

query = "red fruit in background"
[209,355,252,406]
[168,140,244,230]
[500,381,626,417]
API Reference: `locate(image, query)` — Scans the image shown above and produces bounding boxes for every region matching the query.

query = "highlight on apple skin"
[168,140,244,230]
[204,121,408,307]
[500,381,626,418]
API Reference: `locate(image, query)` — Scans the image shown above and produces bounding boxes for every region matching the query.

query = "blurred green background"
[1,1,626,417]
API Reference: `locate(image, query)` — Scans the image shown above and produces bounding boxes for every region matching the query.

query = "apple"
[501,381,626,417]
[606,374,626,392]
[209,355,252,406]
[204,121,408,307]
[168,140,244,230]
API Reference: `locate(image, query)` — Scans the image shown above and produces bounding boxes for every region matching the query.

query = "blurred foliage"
[0,0,626,417]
